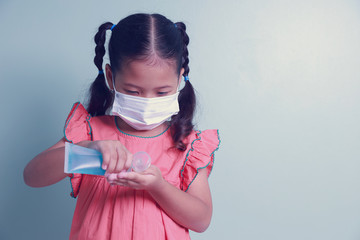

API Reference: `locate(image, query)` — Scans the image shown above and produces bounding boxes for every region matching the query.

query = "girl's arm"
[149,169,212,233]
[115,167,213,232]
[23,138,68,187]
[24,138,133,187]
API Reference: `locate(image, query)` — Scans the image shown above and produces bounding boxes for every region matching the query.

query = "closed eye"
[125,90,139,95]
[157,92,169,96]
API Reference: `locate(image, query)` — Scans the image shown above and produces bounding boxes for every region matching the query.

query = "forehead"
[118,59,178,83]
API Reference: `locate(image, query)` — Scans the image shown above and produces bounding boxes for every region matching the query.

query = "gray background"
[1,0,360,239]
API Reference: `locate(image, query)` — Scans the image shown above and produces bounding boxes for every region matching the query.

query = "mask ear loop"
[111,77,116,93]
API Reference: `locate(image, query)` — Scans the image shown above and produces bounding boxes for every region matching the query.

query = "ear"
[105,64,113,90]
[178,68,185,85]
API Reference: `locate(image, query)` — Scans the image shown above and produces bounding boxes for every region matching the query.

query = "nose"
[141,92,157,98]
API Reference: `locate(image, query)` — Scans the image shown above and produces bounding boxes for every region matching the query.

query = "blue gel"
[64,142,106,176]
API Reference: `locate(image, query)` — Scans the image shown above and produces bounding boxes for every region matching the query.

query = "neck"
[115,117,169,137]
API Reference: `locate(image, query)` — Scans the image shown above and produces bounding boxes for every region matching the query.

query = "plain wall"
[1,0,360,239]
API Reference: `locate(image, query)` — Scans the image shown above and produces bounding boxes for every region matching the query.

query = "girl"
[23,13,220,240]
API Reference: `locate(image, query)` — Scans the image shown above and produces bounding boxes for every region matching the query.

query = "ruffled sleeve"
[63,102,93,198]
[180,129,221,192]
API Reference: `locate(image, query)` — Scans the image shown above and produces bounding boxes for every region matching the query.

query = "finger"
[114,147,126,172]
[112,178,141,189]
[106,172,126,186]
[107,148,118,173]
[113,178,127,185]
[118,171,141,182]
[101,151,110,170]
[106,173,118,181]
[124,151,133,170]
[139,165,157,175]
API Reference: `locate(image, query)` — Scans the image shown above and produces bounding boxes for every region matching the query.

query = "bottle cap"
[131,151,151,172]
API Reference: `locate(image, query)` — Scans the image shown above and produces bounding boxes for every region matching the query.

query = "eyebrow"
[155,85,173,89]
[123,83,173,89]
[123,83,142,88]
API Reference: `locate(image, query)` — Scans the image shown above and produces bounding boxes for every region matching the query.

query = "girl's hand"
[105,165,164,191]
[78,140,133,174]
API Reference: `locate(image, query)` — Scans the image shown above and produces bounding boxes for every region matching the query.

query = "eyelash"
[125,90,139,95]
[124,90,169,96]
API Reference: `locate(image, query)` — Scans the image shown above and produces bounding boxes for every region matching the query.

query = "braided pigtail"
[171,22,196,151]
[87,22,114,116]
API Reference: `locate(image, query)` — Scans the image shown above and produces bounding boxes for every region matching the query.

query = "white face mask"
[110,82,180,131]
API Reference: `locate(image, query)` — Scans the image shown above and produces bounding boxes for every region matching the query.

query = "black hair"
[87,13,195,151]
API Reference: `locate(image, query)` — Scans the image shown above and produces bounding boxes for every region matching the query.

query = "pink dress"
[64,102,220,240]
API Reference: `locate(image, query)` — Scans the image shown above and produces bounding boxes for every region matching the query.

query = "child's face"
[106,60,184,98]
